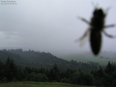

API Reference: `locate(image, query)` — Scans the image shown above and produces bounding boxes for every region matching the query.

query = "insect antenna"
[91,2,99,9]
[105,6,111,13]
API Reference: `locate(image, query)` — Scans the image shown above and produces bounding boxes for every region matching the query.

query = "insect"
[77,7,115,56]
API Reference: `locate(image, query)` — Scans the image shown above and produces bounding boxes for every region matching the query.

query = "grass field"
[0,82,96,87]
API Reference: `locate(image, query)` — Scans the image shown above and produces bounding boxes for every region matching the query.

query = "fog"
[0,0,116,56]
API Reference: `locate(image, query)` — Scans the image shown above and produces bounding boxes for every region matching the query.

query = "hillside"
[0,49,97,71]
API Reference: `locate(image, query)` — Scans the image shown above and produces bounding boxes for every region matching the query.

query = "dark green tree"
[4,57,17,81]
[70,71,94,86]
[49,64,60,82]
[0,60,4,81]
[104,61,115,74]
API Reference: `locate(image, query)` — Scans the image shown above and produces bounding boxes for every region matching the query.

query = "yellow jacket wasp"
[77,7,115,56]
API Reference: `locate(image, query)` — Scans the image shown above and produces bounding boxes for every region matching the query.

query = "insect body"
[78,7,115,56]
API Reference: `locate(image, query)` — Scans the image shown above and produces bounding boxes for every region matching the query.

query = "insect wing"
[79,31,90,47]
[90,30,102,55]
[75,28,90,47]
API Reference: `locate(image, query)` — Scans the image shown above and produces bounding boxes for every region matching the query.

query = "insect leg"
[103,30,116,38]
[104,24,115,28]
[78,17,90,25]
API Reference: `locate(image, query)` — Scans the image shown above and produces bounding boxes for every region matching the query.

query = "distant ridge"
[0,49,97,71]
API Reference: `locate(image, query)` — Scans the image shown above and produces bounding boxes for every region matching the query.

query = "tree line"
[0,49,98,71]
[0,57,116,87]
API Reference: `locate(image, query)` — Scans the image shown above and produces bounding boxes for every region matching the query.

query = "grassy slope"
[0,82,96,87]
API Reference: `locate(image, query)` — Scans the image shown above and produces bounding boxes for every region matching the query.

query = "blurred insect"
[77,6,115,56]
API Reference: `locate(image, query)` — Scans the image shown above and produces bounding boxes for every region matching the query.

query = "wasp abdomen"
[90,30,102,55]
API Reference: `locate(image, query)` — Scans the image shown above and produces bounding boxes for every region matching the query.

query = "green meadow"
[0,82,96,87]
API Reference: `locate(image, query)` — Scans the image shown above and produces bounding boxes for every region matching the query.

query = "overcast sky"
[0,0,116,56]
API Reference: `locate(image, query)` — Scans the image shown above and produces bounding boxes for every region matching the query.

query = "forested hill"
[0,49,97,71]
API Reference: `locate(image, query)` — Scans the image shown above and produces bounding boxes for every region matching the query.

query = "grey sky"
[0,0,116,56]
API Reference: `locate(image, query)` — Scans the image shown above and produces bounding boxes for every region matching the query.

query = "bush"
[60,78,70,83]
[70,71,94,86]
[25,72,48,82]
[2,77,8,83]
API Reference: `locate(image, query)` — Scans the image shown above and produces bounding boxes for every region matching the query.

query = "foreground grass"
[0,82,96,87]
